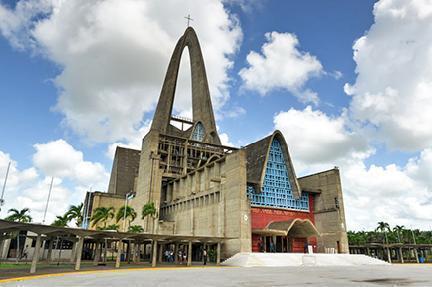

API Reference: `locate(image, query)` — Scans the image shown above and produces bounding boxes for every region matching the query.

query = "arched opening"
[252,219,319,253]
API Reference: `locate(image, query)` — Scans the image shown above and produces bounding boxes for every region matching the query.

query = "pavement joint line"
[0,266,230,284]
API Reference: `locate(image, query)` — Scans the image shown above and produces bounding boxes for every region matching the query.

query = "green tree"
[376,221,390,244]
[116,205,137,228]
[4,208,32,223]
[51,214,70,227]
[128,225,144,233]
[142,202,156,219]
[393,225,405,243]
[65,203,83,227]
[91,207,115,228]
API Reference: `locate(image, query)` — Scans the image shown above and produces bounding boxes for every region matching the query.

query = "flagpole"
[42,177,54,224]
[0,161,11,211]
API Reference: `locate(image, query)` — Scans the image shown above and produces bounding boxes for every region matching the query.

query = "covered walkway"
[0,219,223,274]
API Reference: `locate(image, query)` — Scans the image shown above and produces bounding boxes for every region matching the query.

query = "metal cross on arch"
[184,14,193,27]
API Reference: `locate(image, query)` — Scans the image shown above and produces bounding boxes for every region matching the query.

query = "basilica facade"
[84,27,348,259]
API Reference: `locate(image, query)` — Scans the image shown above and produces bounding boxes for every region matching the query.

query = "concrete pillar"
[30,234,42,274]
[216,242,221,265]
[115,240,123,268]
[136,243,141,263]
[203,243,207,264]
[93,242,101,266]
[132,242,137,263]
[414,247,420,263]
[127,242,133,263]
[399,247,404,263]
[103,239,108,262]
[0,239,5,259]
[158,243,163,263]
[174,243,179,264]
[187,241,192,266]
[386,247,392,263]
[70,240,77,263]
[74,236,84,271]
[151,240,157,267]
[46,239,54,264]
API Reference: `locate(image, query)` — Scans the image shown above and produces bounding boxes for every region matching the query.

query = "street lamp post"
[123,192,135,232]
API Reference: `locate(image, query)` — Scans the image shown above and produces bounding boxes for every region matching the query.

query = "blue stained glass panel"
[191,122,205,142]
[247,139,309,211]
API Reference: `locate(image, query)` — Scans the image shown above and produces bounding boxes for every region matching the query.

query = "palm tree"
[51,214,70,227]
[376,221,390,244]
[393,225,405,243]
[142,202,156,219]
[4,208,32,261]
[65,203,83,227]
[128,225,144,233]
[4,208,32,223]
[91,207,115,228]
[116,206,137,230]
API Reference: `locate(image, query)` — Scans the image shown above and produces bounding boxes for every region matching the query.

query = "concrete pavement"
[0,264,431,286]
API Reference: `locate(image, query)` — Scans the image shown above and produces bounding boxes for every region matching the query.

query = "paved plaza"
[0,265,431,287]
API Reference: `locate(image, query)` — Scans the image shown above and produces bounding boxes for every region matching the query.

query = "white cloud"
[0,140,108,224]
[346,0,432,151]
[274,106,371,167]
[0,0,242,143]
[273,106,432,230]
[33,139,108,187]
[239,32,323,104]
[342,158,432,231]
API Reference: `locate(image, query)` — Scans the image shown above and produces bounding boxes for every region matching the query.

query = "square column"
[70,240,77,263]
[151,240,158,267]
[115,240,123,268]
[74,236,84,271]
[93,242,101,266]
[187,241,192,266]
[30,234,42,274]
[46,238,54,264]
[216,242,221,265]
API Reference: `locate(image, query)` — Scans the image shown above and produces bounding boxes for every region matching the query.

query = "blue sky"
[0,0,431,230]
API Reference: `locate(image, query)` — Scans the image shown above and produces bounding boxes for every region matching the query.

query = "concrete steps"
[221,252,389,267]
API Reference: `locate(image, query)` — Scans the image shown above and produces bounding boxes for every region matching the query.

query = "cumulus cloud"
[342,158,432,230]
[0,0,242,143]
[274,106,371,166]
[273,106,432,230]
[239,32,323,104]
[346,0,432,151]
[33,139,108,186]
[0,140,108,223]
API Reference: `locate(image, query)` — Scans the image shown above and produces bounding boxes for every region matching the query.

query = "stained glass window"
[247,139,309,211]
[191,122,205,142]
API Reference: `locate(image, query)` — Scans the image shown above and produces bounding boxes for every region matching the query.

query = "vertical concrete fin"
[151,27,221,145]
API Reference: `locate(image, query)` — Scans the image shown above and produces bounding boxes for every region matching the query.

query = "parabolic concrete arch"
[151,27,221,145]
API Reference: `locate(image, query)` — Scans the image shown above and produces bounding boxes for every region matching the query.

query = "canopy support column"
[187,241,192,266]
[30,234,42,274]
[46,238,53,264]
[115,240,123,268]
[93,242,101,265]
[151,240,158,267]
[216,242,221,265]
[70,240,77,263]
[174,243,179,264]
[74,236,84,271]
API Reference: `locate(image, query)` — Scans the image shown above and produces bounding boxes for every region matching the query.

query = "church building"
[84,27,349,259]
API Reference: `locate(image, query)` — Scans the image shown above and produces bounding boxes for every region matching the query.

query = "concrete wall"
[159,150,251,258]
[298,168,349,253]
